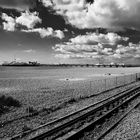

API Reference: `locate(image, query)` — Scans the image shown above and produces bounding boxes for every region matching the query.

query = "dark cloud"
[32,1,70,31]
[86,0,94,3]
[0,0,37,11]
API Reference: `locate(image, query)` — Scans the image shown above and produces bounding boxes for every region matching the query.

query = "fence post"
[116,76,117,88]
[90,81,92,96]
[131,74,133,83]
[136,73,137,82]
[66,78,69,97]
[132,74,134,83]
[124,75,125,86]
[28,98,30,117]
[104,79,106,91]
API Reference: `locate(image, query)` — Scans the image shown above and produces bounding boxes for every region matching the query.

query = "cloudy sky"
[1,0,140,64]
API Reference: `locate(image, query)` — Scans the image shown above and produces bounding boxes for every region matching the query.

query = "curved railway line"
[0,82,133,129]
[10,85,140,140]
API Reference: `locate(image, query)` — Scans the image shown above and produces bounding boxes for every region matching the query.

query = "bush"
[6,96,21,107]
[0,95,5,105]
[67,98,77,104]
[0,95,21,107]
[0,105,9,115]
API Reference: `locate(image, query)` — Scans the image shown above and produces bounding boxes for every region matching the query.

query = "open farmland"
[0,67,139,110]
[0,66,140,138]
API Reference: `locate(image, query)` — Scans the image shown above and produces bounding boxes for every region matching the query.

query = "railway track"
[67,90,140,140]
[10,85,140,140]
[0,82,133,129]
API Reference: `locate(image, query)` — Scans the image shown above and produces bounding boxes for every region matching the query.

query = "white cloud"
[16,11,41,29]
[15,58,21,61]
[22,27,65,39]
[113,43,140,59]
[39,0,53,7]
[1,11,65,39]
[23,49,36,53]
[55,30,65,39]
[53,43,113,59]
[53,32,129,59]
[64,28,68,32]
[22,28,54,38]
[53,0,86,11]
[1,13,16,31]
[70,32,129,45]
[54,42,140,60]
[54,52,108,60]
[55,54,87,59]
[1,11,41,31]
[49,0,140,30]
[53,32,140,61]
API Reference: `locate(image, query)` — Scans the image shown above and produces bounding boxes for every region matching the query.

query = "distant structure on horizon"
[1,61,139,67]
[2,60,40,66]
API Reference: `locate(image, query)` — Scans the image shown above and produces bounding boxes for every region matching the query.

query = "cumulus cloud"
[113,43,140,59]
[1,13,16,31]
[54,43,113,54]
[39,0,53,7]
[55,53,103,59]
[16,11,41,29]
[53,32,140,61]
[1,11,64,39]
[1,11,41,31]
[47,0,140,30]
[22,27,65,39]
[70,32,129,45]
[53,32,128,57]
[54,41,140,61]
[53,42,113,59]
[55,30,65,39]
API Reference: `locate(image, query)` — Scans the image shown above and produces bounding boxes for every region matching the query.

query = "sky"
[1,0,140,64]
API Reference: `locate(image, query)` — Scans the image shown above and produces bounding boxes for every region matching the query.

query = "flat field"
[0,66,139,109]
[0,66,140,138]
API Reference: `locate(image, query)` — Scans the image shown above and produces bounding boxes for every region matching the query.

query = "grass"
[22,125,31,132]
[26,106,39,117]
[0,69,139,139]
[39,97,81,115]
[24,97,79,118]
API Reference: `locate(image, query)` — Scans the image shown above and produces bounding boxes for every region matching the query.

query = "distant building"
[2,61,40,66]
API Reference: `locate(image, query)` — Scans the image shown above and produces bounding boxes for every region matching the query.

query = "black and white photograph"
[1,0,140,139]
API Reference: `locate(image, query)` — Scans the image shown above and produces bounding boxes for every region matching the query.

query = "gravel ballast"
[0,81,140,139]
[102,104,140,140]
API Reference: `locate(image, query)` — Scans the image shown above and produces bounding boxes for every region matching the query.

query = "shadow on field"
[0,95,21,116]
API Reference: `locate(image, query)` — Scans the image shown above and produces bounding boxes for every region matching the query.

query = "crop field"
[0,68,139,118]
[0,67,140,112]
[0,67,140,138]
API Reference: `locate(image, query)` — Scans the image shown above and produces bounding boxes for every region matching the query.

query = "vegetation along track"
[10,85,140,140]
[0,82,134,129]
